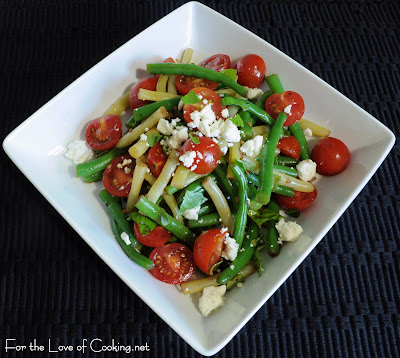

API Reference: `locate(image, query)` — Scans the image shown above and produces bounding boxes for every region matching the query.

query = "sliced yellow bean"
[128,128,159,159]
[227,142,241,179]
[144,172,156,185]
[298,118,330,137]
[138,88,180,102]
[103,91,130,116]
[167,75,178,94]
[163,193,183,223]
[126,163,148,213]
[253,125,270,137]
[170,164,191,189]
[181,48,193,64]
[273,169,315,192]
[156,75,169,93]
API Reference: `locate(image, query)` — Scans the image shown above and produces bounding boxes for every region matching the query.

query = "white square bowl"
[2,2,395,356]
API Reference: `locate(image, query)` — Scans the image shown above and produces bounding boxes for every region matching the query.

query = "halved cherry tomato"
[129,77,158,110]
[147,142,168,177]
[277,135,301,160]
[85,114,122,151]
[193,229,225,275]
[154,57,175,81]
[234,54,266,88]
[200,54,231,72]
[180,137,221,175]
[149,243,195,284]
[133,223,171,247]
[276,187,317,211]
[102,154,135,197]
[182,87,223,125]
[265,91,305,126]
[175,75,218,95]
[311,137,350,176]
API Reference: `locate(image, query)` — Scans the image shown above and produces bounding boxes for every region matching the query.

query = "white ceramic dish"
[2,2,395,356]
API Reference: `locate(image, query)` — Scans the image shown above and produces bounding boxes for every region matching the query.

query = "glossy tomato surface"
[149,243,195,284]
[85,114,122,151]
[182,87,223,125]
[234,54,266,88]
[133,223,171,247]
[147,142,168,177]
[175,75,218,95]
[102,154,135,197]
[201,54,231,72]
[311,137,351,176]
[277,135,301,160]
[265,91,305,126]
[180,137,221,174]
[193,229,225,275]
[129,77,158,110]
[276,188,317,211]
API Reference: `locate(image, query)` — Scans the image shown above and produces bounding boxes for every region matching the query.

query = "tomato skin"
[147,142,168,177]
[129,77,158,110]
[180,137,221,175]
[193,229,225,275]
[102,154,135,197]
[277,135,301,160]
[175,75,218,95]
[200,54,231,72]
[85,114,122,151]
[234,54,266,88]
[265,91,305,126]
[133,223,171,247]
[276,187,317,211]
[311,137,350,176]
[149,243,195,284]
[154,57,175,81]
[183,87,223,125]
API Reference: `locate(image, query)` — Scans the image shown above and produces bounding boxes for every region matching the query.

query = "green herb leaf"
[189,133,200,144]
[130,212,157,236]
[181,90,201,105]
[230,114,244,127]
[236,159,257,172]
[147,133,163,147]
[248,208,282,228]
[179,190,207,215]
[221,69,238,82]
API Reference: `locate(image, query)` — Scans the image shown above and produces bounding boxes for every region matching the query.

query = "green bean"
[230,163,248,247]
[198,202,216,217]
[187,212,220,229]
[213,165,239,210]
[176,177,206,204]
[83,170,104,183]
[266,74,285,94]
[221,97,274,126]
[275,155,299,166]
[266,199,280,257]
[147,63,248,97]
[217,220,259,284]
[254,89,273,108]
[98,189,138,247]
[256,112,287,205]
[135,197,196,246]
[111,219,154,270]
[289,122,311,160]
[240,110,255,141]
[247,171,295,197]
[76,147,126,177]
[273,164,298,177]
[126,97,182,127]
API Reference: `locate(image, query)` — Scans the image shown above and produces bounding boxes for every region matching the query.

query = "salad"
[65,49,351,317]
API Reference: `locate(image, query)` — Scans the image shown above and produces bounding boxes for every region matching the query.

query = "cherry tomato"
[265,91,305,126]
[175,75,218,95]
[85,114,122,151]
[102,154,135,197]
[200,54,231,72]
[154,57,175,81]
[311,137,350,176]
[133,223,171,247]
[276,188,317,211]
[129,77,158,110]
[193,229,225,275]
[234,54,266,88]
[147,142,168,177]
[149,243,195,284]
[180,137,221,175]
[277,135,301,160]
[182,87,223,125]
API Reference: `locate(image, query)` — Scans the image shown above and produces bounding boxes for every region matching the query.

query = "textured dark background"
[1,0,399,357]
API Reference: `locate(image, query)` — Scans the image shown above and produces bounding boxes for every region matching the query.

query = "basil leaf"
[179,190,207,215]
[221,69,238,82]
[248,208,282,228]
[189,133,200,144]
[130,212,157,236]
[181,90,201,105]
[230,114,244,127]
[147,133,163,147]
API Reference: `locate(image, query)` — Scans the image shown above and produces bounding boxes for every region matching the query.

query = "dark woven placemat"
[1,1,399,357]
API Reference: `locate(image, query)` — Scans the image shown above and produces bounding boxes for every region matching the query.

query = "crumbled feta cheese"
[179,151,196,167]
[64,140,94,164]
[237,282,243,288]
[296,159,317,182]
[122,158,132,166]
[189,103,225,138]
[220,108,229,119]
[279,209,288,218]
[199,285,226,317]
[221,235,239,261]
[284,104,292,115]
[157,118,175,135]
[120,232,131,245]
[245,87,263,100]
[140,133,147,141]
[240,135,264,158]
[220,119,241,143]
[303,128,313,137]
[124,167,132,174]
[168,127,188,150]
[202,99,208,105]
[178,100,184,110]
[229,264,235,270]
[183,206,201,220]
[275,219,303,242]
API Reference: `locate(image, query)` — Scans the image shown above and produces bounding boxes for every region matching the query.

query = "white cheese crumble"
[183,206,201,220]
[296,159,317,182]
[220,119,241,143]
[64,140,94,164]
[303,128,313,137]
[245,87,264,100]
[240,135,264,158]
[140,133,147,141]
[284,104,292,115]
[179,151,196,167]
[157,117,175,135]
[120,232,131,245]
[220,108,229,119]
[275,219,303,243]
[221,235,239,261]
[168,127,188,150]
[199,285,226,317]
